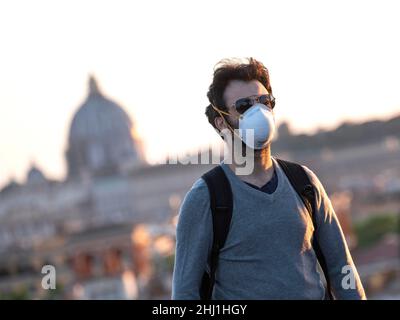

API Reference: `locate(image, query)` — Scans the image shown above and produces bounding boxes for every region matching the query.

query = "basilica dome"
[66,76,144,179]
[26,165,47,185]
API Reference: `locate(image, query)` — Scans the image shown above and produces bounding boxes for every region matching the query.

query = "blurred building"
[0,77,212,299]
[66,76,145,180]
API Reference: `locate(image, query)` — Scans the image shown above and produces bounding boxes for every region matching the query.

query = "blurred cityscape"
[0,77,399,299]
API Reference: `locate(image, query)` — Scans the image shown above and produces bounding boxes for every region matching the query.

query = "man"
[172,58,366,300]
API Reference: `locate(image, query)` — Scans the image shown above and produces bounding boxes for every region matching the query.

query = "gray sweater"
[172,157,366,300]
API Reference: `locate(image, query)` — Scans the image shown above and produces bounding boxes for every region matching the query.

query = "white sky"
[0,0,399,188]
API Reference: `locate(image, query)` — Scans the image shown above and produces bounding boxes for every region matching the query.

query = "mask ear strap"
[211,103,230,116]
[210,103,242,141]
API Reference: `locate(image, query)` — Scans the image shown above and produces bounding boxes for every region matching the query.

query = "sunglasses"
[232,94,275,114]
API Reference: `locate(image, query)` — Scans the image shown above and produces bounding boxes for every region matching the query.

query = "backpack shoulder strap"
[276,157,334,300]
[199,165,233,300]
[275,158,315,217]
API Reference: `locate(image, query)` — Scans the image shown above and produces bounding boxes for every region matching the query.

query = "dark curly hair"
[205,57,274,130]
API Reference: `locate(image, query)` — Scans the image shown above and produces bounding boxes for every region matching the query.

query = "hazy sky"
[0,0,399,188]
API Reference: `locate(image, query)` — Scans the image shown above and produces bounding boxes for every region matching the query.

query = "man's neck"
[227,145,275,188]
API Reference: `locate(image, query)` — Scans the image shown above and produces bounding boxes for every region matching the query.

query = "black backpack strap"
[276,158,334,300]
[199,165,233,300]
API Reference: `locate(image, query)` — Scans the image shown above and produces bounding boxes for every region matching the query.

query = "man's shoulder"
[299,163,332,210]
[191,176,208,191]
[300,163,324,191]
[181,176,210,209]
[275,157,322,189]
[177,177,211,227]
[300,164,320,186]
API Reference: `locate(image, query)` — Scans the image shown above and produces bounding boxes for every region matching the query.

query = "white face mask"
[238,103,276,149]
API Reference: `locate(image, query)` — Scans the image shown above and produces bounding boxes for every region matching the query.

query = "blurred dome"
[26,165,47,185]
[66,76,144,179]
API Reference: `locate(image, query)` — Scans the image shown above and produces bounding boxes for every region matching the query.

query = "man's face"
[215,79,271,131]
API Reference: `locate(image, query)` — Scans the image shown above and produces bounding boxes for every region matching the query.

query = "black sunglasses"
[232,94,275,114]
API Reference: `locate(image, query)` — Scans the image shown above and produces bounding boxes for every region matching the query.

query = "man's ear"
[214,116,227,132]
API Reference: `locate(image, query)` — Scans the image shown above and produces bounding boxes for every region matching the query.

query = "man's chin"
[252,143,271,155]
[229,138,271,157]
